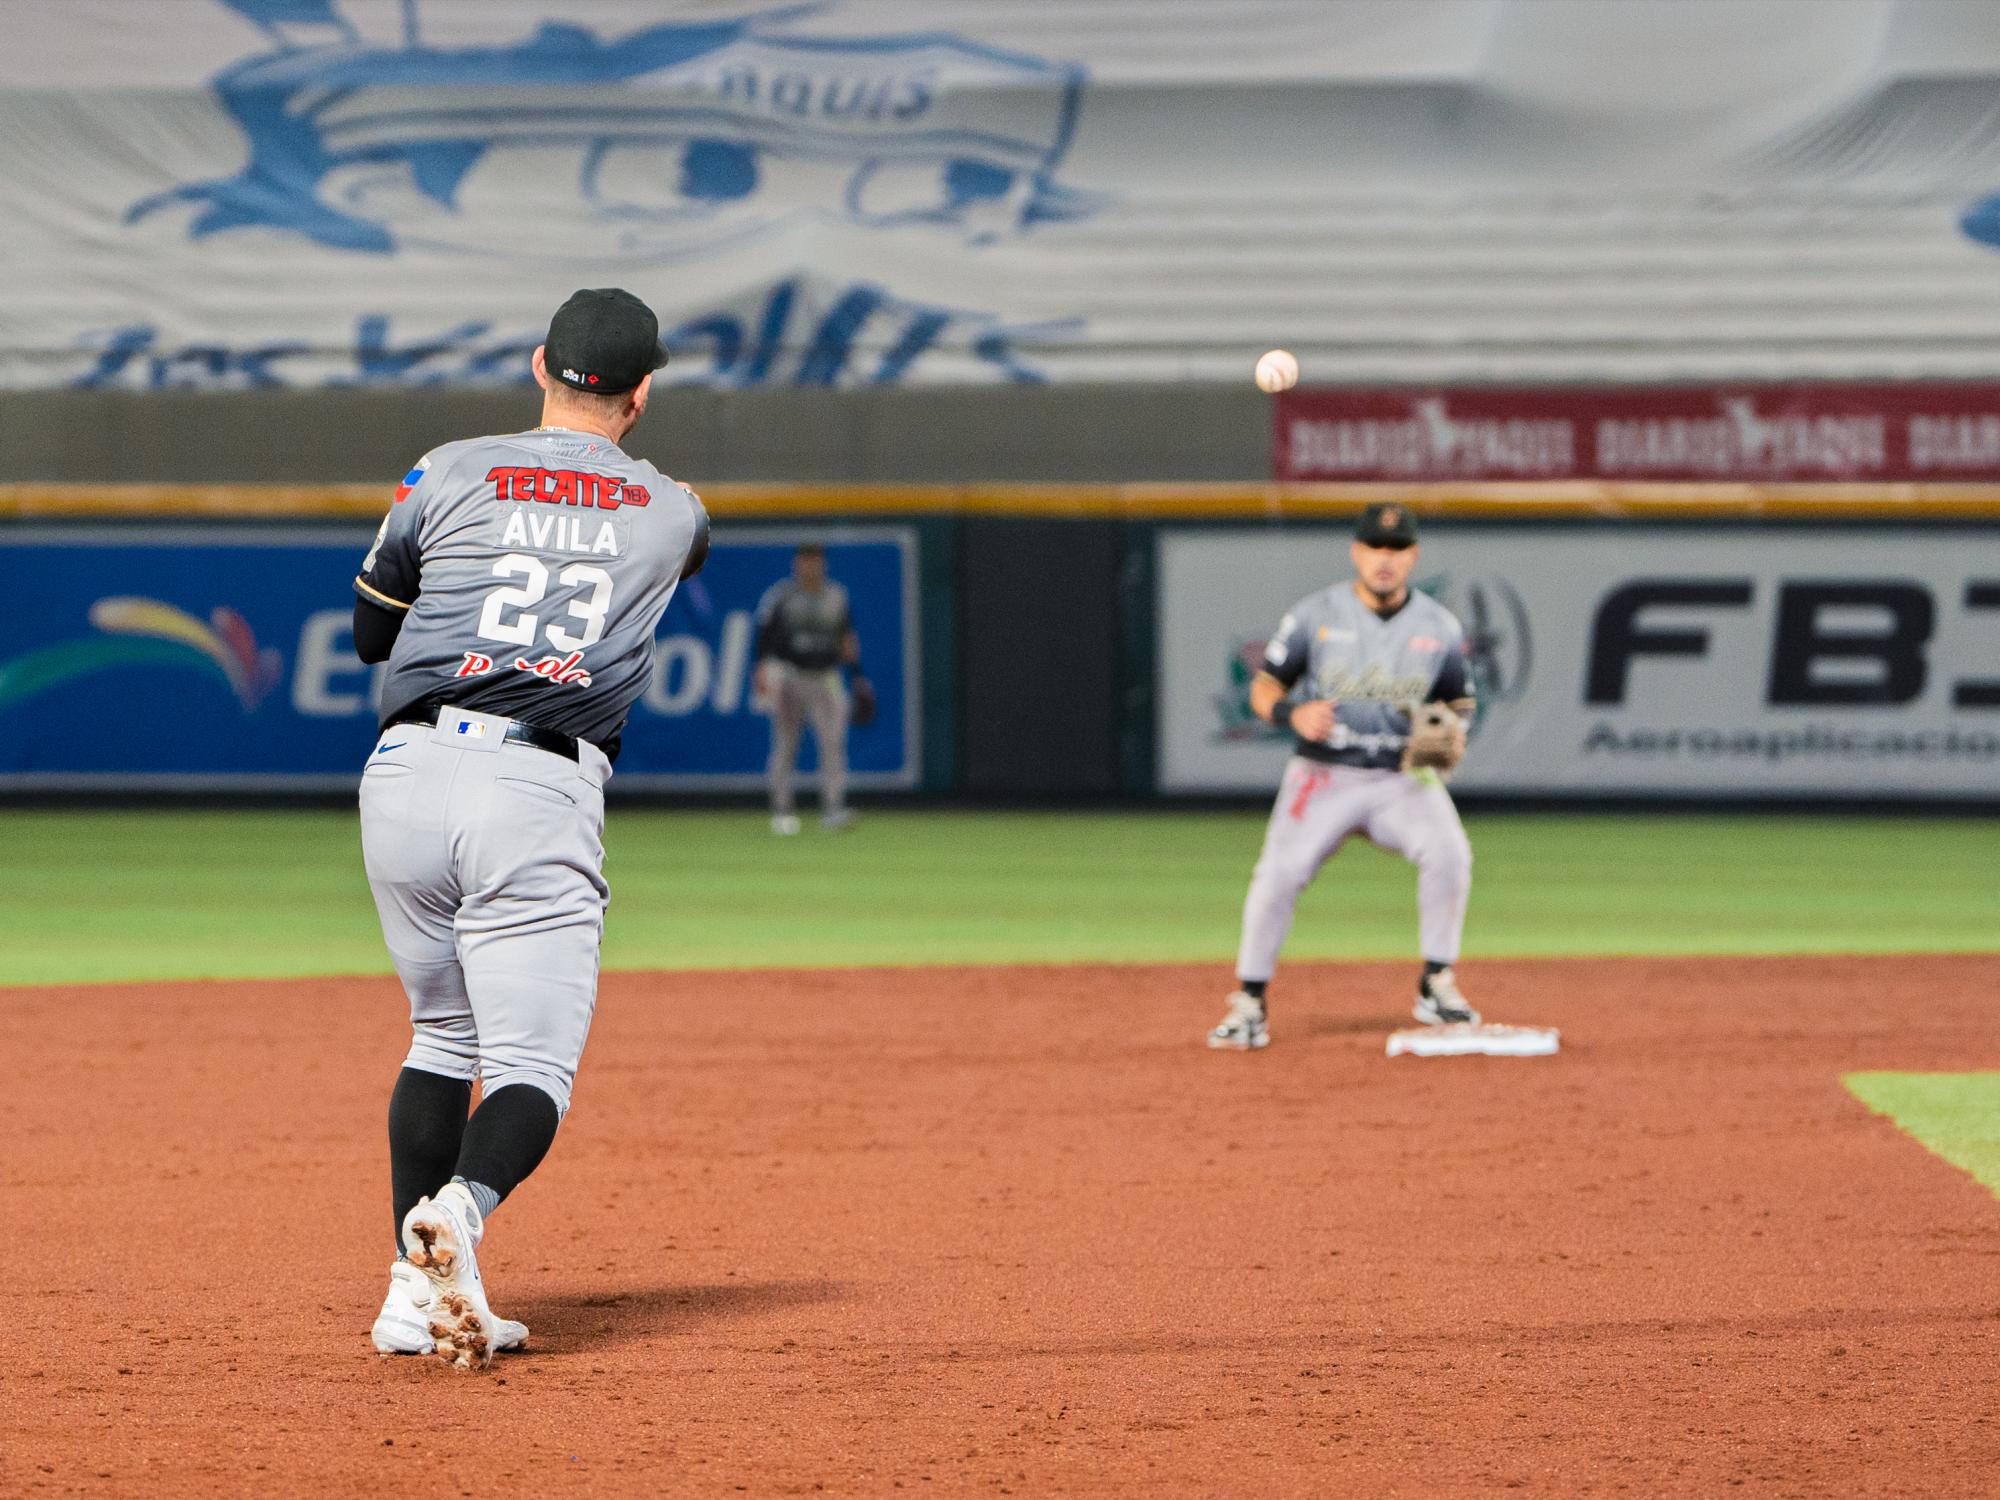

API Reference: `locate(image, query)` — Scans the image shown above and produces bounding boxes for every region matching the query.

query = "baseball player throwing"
[1210,504,1478,1051]
[351,288,708,1367]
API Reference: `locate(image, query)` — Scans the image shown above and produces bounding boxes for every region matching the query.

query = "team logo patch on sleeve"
[393,464,427,503]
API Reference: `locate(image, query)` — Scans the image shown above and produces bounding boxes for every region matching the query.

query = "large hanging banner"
[1157,527,2000,799]
[11,0,2000,389]
[0,525,920,790]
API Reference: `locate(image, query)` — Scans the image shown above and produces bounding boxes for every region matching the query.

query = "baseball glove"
[849,674,878,728]
[1401,701,1467,774]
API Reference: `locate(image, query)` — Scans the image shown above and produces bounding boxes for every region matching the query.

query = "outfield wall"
[3,488,1996,802]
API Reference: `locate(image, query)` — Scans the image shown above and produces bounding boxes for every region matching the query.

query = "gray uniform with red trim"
[352,425,702,1117]
[1235,583,1476,983]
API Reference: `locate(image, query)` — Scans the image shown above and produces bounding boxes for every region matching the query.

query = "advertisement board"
[1275,385,2000,483]
[0,525,919,790]
[1157,527,2000,799]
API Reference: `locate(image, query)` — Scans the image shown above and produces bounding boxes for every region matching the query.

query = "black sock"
[389,1067,472,1254]
[1238,979,1267,1002]
[1421,960,1450,987]
[453,1083,562,1211]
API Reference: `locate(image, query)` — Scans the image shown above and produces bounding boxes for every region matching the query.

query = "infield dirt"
[5,955,1998,1497]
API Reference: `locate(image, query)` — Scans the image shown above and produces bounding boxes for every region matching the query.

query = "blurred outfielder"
[754,543,873,834]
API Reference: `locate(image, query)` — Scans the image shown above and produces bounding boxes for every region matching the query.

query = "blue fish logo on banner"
[129,0,1098,260]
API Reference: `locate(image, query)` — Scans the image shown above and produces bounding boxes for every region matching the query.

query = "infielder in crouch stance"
[1210,504,1479,1051]
[351,288,708,1367]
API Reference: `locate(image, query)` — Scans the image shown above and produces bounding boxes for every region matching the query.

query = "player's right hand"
[1288,699,1338,742]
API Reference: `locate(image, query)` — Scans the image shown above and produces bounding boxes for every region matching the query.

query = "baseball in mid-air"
[1254,348,1300,393]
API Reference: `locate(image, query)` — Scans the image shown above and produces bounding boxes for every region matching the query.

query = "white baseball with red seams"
[1255,348,1299,393]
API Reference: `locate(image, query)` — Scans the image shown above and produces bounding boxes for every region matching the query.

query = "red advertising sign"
[1273,385,2000,482]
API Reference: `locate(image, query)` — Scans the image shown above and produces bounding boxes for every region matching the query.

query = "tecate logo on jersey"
[486,466,649,510]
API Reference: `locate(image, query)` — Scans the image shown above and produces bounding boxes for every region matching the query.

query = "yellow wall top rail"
[5,481,2000,521]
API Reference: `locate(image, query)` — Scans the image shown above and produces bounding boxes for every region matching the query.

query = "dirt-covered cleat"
[401,1183,503,1370]
[1207,990,1270,1050]
[372,1259,437,1355]
[372,1258,526,1357]
[1413,967,1480,1026]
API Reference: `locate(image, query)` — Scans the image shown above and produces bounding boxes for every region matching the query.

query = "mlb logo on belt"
[455,720,489,739]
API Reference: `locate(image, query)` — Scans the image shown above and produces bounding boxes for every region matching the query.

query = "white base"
[1387,1022,1560,1058]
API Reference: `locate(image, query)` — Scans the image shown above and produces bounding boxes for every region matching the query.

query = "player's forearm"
[352,598,405,664]
[681,501,711,579]
[1251,673,1293,725]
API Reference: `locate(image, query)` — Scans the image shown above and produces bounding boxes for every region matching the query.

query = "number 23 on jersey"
[476,553,614,652]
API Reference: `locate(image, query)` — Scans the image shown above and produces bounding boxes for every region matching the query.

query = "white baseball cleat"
[1413,967,1481,1026]
[372,1258,526,1357]
[820,809,854,831]
[771,814,802,836]
[1207,990,1270,1050]
[400,1183,505,1370]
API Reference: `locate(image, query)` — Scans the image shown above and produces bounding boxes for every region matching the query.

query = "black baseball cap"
[544,288,668,395]
[1355,502,1419,547]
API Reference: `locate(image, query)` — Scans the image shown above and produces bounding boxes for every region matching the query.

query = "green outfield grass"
[3,808,1994,986]
[1846,1074,2000,1197]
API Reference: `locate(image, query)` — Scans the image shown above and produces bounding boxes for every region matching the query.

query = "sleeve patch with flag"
[394,464,427,503]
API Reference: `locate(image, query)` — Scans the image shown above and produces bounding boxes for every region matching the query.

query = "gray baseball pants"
[359,708,612,1117]
[1236,757,1473,982]
[768,662,849,817]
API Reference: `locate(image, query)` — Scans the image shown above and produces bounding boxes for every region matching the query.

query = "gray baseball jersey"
[754,579,853,670]
[356,426,703,749]
[1261,585,1472,771]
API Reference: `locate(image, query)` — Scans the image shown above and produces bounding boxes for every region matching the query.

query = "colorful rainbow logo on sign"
[0,597,284,713]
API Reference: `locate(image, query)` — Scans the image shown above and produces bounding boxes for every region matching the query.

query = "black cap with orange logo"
[1354,502,1419,547]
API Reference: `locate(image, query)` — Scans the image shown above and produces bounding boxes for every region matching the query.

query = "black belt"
[390,703,580,762]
